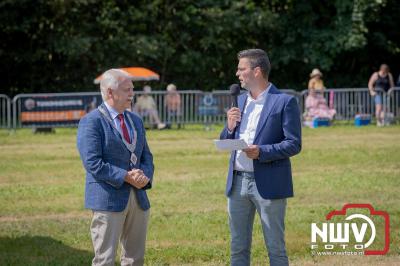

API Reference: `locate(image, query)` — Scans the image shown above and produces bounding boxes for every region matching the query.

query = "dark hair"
[237,49,271,78]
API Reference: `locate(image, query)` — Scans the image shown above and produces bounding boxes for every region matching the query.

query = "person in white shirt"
[135,85,166,129]
[220,49,302,266]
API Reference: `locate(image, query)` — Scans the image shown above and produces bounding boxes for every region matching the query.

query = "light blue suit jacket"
[77,103,154,211]
[220,84,301,199]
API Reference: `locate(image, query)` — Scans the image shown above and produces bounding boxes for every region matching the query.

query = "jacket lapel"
[99,103,125,145]
[253,85,279,142]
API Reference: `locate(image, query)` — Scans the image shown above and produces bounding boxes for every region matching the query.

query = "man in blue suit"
[220,49,301,266]
[77,69,154,266]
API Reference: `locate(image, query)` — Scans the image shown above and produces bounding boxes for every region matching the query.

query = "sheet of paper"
[214,139,248,151]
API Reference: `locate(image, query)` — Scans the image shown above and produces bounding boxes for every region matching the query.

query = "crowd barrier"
[302,88,374,120]
[0,94,11,128]
[1,88,399,129]
[132,90,202,126]
[132,89,301,127]
[388,87,400,118]
[301,88,399,121]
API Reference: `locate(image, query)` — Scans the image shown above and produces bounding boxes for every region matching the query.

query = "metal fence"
[302,88,374,120]
[0,94,11,128]
[132,90,203,125]
[388,87,400,118]
[4,88,400,129]
[134,89,300,126]
[9,89,302,129]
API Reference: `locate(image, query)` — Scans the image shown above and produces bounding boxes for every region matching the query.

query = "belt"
[233,170,254,178]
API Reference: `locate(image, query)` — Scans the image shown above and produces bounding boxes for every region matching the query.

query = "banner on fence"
[20,95,102,126]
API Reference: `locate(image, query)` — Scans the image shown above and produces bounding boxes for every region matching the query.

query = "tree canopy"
[1,0,399,96]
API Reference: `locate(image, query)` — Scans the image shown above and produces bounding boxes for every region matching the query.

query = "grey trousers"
[228,172,288,266]
[90,189,149,266]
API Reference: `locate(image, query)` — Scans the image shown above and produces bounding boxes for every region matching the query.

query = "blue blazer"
[220,84,301,199]
[77,103,154,211]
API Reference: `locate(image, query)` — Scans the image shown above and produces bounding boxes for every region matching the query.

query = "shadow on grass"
[0,236,92,266]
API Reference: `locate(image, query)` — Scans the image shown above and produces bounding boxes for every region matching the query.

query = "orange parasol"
[94,67,160,84]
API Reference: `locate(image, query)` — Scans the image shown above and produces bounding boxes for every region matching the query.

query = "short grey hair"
[237,49,271,78]
[100,69,132,101]
[166,83,177,92]
[143,85,152,93]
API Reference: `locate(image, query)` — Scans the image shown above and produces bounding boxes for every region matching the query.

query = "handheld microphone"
[229,84,241,108]
[229,84,241,131]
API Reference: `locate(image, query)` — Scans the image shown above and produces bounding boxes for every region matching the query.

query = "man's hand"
[227,107,241,131]
[243,145,260,159]
[125,169,150,189]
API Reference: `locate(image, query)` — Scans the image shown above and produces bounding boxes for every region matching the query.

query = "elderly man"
[220,49,301,266]
[77,69,154,266]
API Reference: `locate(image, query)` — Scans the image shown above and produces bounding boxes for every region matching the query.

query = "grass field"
[0,125,399,265]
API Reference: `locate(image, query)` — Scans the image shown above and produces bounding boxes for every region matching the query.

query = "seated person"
[304,68,336,122]
[165,83,182,129]
[135,85,166,129]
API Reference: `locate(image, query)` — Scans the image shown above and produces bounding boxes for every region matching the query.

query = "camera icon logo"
[311,203,390,255]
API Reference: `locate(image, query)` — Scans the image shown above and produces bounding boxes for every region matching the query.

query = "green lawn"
[0,125,399,265]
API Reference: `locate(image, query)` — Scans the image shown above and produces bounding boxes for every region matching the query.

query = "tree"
[0,0,399,96]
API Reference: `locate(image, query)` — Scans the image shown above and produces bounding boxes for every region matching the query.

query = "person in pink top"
[304,68,336,123]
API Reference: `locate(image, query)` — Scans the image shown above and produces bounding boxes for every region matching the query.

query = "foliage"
[0,0,399,96]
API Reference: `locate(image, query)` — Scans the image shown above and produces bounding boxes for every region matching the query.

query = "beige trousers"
[90,189,149,266]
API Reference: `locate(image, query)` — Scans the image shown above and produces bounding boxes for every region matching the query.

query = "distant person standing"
[368,64,395,126]
[165,83,182,129]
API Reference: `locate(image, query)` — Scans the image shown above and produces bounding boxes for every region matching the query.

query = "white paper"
[214,139,248,151]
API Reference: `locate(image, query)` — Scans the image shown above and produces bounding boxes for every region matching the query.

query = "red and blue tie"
[117,113,131,143]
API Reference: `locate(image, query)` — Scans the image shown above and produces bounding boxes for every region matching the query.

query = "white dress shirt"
[104,102,132,141]
[234,84,271,172]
